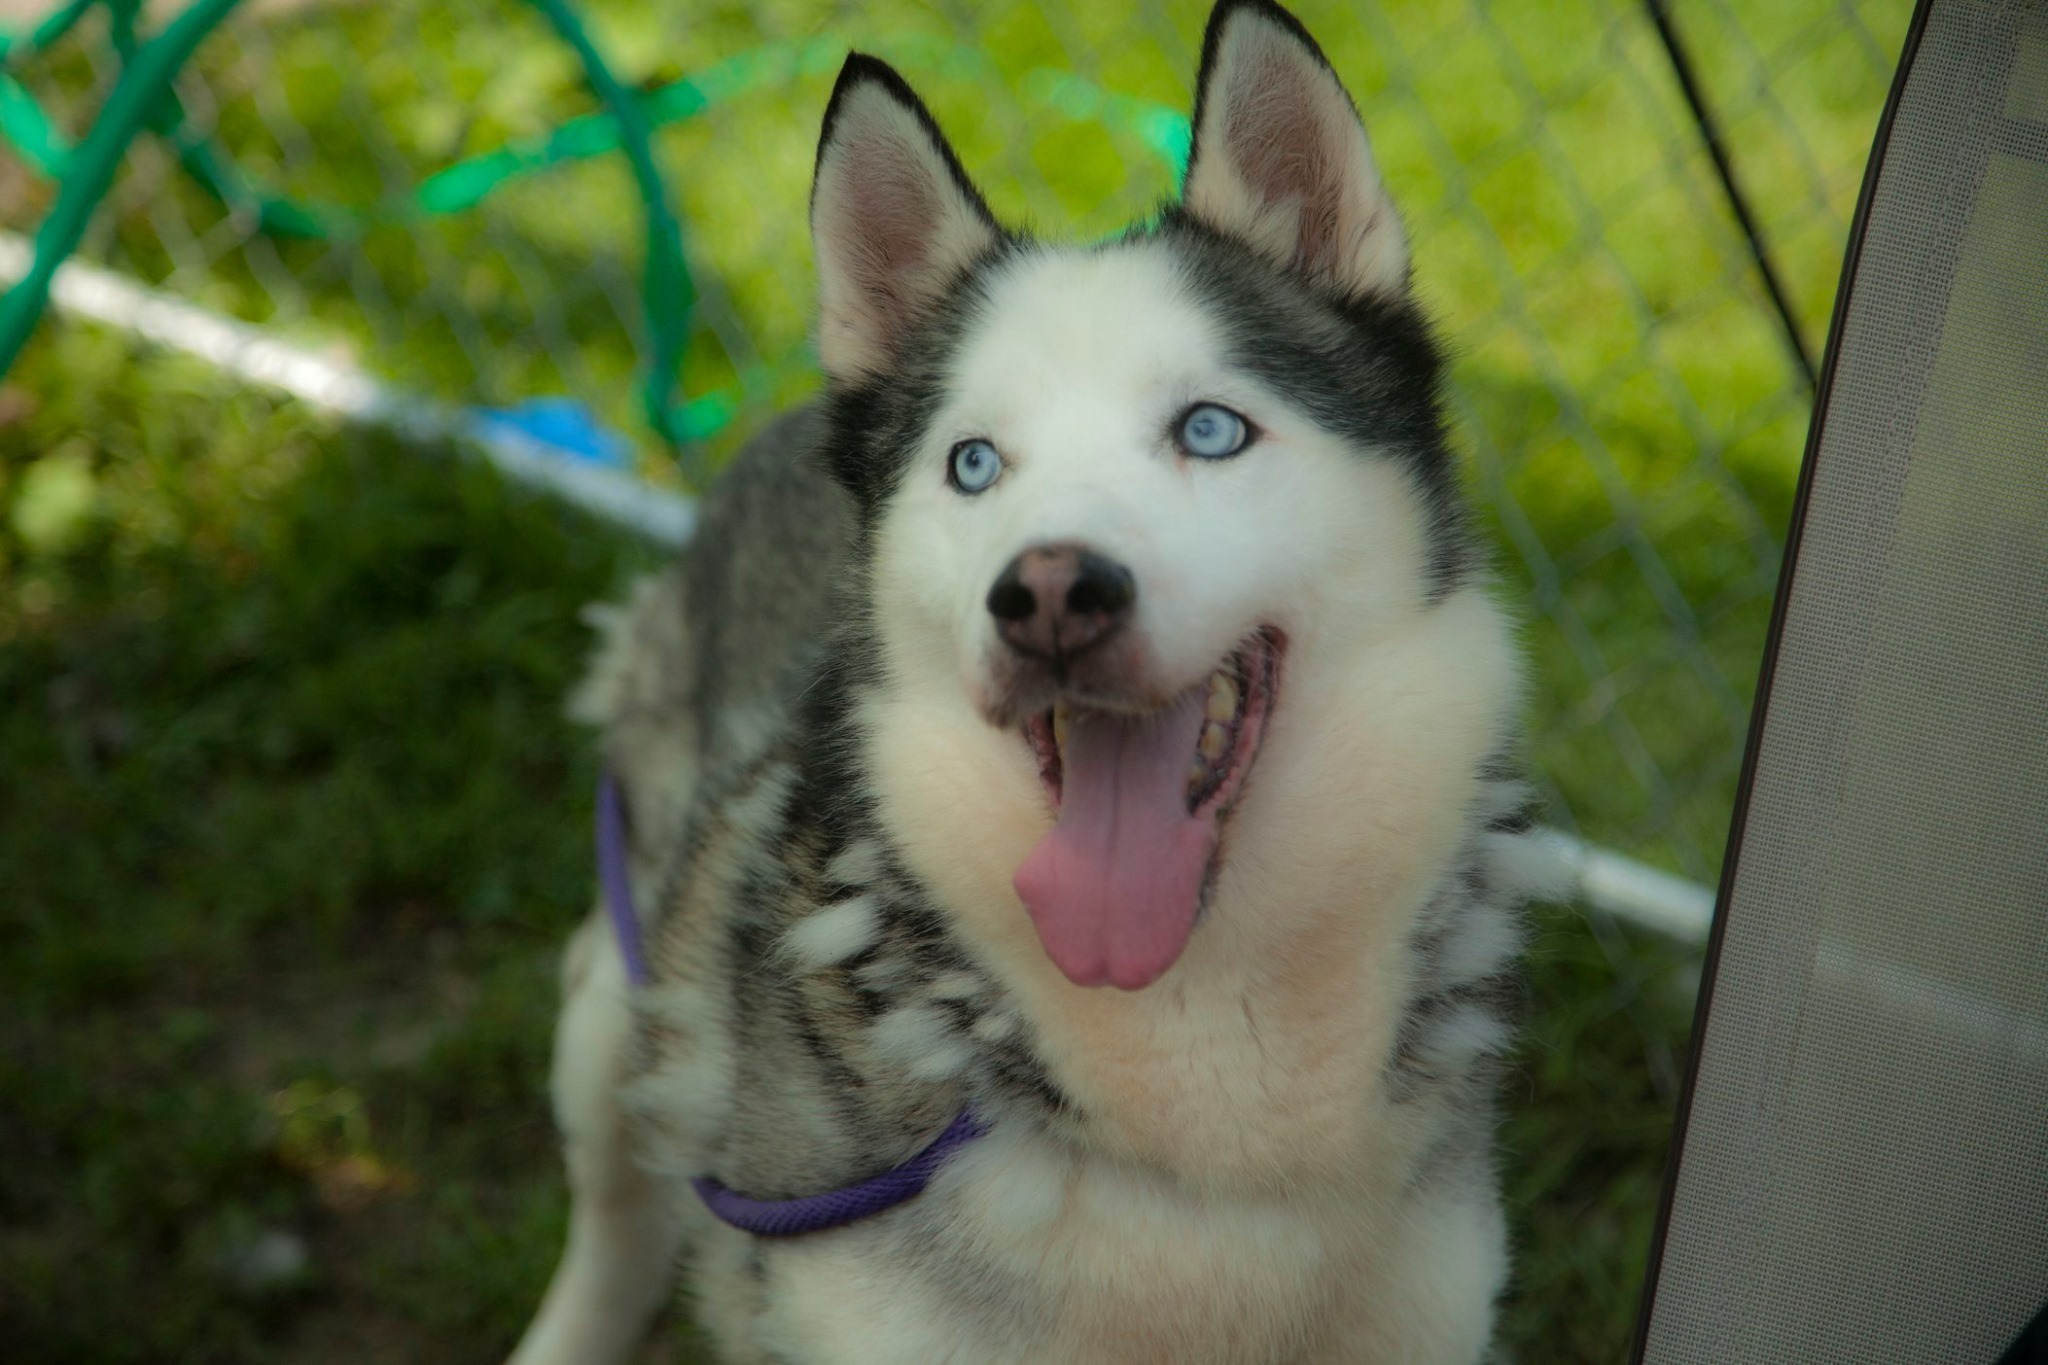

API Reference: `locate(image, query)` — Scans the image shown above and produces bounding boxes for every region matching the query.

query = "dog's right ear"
[811,56,1003,383]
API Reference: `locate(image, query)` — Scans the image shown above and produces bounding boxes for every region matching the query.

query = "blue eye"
[948,439,1003,494]
[1177,404,1251,459]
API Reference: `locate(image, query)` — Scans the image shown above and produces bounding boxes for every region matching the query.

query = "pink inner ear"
[1226,53,1347,277]
[842,142,945,308]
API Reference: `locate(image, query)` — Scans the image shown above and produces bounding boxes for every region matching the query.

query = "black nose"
[987,543,1136,661]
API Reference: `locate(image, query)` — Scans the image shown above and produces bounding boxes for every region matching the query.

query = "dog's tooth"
[1052,702,1069,750]
[1199,722,1228,761]
[1188,762,1207,793]
[1207,673,1239,722]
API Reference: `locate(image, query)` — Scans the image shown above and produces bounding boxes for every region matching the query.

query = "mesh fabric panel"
[1638,0,2048,1359]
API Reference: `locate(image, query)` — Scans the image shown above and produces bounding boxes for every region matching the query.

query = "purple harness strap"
[690,1109,991,1236]
[595,771,988,1235]
[595,770,652,988]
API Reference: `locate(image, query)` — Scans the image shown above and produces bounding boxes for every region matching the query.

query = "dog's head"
[812,0,1506,992]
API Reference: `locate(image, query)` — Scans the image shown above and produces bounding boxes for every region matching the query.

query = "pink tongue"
[1013,688,1217,990]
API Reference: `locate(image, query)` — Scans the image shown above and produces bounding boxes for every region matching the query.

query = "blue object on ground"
[472,397,634,468]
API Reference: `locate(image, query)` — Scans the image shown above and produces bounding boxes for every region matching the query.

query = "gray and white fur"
[508,3,1548,1361]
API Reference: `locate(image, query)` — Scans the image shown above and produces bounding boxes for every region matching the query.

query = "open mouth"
[1021,627,1283,819]
[1011,628,1286,991]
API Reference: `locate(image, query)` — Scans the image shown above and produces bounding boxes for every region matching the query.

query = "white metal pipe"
[0,232,696,546]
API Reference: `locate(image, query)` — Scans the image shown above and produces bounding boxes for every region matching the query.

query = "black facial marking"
[1151,212,1476,595]
[816,213,1473,597]
[818,238,1026,514]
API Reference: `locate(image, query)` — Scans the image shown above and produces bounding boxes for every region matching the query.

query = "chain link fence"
[0,0,1911,1355]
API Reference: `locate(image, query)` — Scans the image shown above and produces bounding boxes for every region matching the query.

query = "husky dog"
[508,2,1536,1361]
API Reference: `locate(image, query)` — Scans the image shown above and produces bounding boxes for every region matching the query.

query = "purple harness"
[596,772,987,1235]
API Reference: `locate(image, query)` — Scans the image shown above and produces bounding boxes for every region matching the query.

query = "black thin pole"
[1644,0,1819,390]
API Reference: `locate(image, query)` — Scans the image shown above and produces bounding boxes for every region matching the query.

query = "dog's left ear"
[1183,0,1409,299]
[811,55,1004,382]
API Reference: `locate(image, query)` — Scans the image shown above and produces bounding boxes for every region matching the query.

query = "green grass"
[0,0,1911,1359]
[0,331,658,1363]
